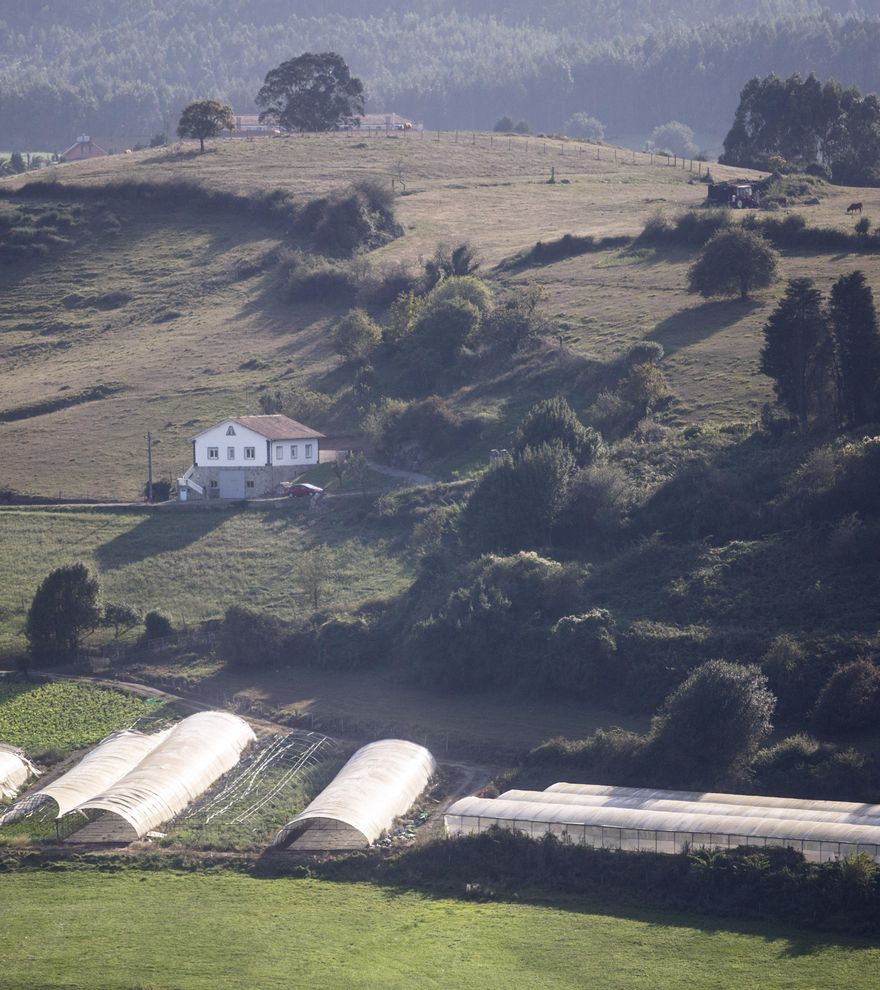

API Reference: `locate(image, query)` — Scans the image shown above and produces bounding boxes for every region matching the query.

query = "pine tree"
[828,271,880,428]
[760,278,830,432]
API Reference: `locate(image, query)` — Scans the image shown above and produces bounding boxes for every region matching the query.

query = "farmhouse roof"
[191,414,323,441]
[233,414,324,440]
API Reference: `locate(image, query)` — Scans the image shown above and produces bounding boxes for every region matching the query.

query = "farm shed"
[0,745,35,801]
[444,787,880,863]
[271,739,436,850]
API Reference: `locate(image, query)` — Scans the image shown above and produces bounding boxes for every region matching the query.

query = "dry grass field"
[2,132,879,499]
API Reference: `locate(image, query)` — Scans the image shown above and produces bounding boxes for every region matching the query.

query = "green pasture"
[0,871,877,990]
[0,503,413,654]
[0,680,157,757]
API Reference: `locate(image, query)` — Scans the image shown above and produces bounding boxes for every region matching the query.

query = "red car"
[286,483,324,498]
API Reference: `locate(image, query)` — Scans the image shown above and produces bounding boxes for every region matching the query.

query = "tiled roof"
[232,415,324,440]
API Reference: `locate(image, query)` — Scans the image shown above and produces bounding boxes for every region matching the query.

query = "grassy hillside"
[2,134,878,499]
[0,502,412,653]
[1,871,877,990]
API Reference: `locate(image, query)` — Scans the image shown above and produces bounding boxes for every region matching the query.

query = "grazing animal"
[847,202,863,214]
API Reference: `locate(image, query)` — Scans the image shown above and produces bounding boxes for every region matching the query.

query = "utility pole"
[146,431,153,502]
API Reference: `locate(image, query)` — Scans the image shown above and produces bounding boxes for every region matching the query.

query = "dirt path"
[366,460,435,486]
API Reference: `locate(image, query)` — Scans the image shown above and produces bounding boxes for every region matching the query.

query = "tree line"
[2,4,879,149]
[721,73,880,185]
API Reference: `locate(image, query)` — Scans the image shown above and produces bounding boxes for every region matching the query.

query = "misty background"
[1,1,879,152]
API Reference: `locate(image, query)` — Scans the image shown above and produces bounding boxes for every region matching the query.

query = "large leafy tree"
[256,52,364,132]
[760,277,830,432]
[687,227,778,301]
[828,271,880,428]
[176,99,234,152]
[25,563,102,666]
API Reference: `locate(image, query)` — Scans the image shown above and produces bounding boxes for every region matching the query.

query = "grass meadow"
[3,133,879,497]
[0,502,413,654]
[1,870,878,990]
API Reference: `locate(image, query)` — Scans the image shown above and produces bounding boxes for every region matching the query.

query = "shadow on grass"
[647,298,763,356]
[250,846,879,958]
[94,508,231,570]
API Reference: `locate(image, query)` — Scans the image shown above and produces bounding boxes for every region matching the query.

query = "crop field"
[0,870,877,990]
[0,502,413,654]
[0,680,159,757]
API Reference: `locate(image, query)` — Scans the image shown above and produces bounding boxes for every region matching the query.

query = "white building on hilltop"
[178,415,323,499]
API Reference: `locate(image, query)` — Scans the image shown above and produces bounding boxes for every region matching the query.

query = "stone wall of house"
[190,465,313,498]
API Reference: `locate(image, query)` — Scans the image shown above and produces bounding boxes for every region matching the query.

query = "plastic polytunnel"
[1,712,255,842]
[0,745,35,801]
[444,784,880,863]
[66,711,256,842]
[272,739,436,850]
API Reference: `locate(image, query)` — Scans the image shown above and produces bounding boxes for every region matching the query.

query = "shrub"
[317,615,374,670]
[811,659,880,735]
[514,397,604,465]
[364,396,465,467]
[480,285,549,352]
[761,634,825,721]
[422,242,480,288]
[219,605,283,668]
[142,610,173,641]
[557,462,632,548]
[588,363,671,438]
[333,308,381,362]
[426,275,493,316]
[409,297,482,365]
[494,116,515,132]
[144,479,172,502]
[625,340,664,366]
[461,442,577,552]
[297,180,400,256]
[544,610,618,699]
[649,659,776,787]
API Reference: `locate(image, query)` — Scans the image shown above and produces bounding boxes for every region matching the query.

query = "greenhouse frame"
[444,784,880,863]
[272,738,436,850]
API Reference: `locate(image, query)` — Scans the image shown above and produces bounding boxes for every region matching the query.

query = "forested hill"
[2,1,878,150]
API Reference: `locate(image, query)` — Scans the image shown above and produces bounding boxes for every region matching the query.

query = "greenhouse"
[444,784,880,863]
[64,711,256,842]
[1,712,255,842]
[272,739,436,850]
[0,745,35,801]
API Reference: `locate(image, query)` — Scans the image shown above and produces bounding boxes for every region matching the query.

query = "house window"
[226,425,236,436]
[227,447,235,460]
[305,443,313,458]
[246,480,255,489]
[207,447,219,460]
[290,444,298,460]
[209,480,219,488]
[275,445,283,460]
[244,446,256,460]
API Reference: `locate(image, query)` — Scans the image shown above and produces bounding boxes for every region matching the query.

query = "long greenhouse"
[272,738,436,850]
[444,783,880,863]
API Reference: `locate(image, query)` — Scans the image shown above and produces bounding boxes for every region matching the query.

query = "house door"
[218,472,246,499]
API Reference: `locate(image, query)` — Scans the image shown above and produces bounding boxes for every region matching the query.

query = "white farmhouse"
[178,415,323,499]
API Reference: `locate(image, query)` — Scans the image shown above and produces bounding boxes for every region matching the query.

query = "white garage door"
[218,472,246,499]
